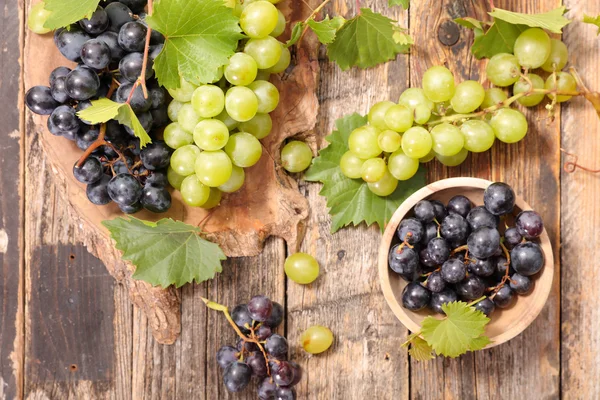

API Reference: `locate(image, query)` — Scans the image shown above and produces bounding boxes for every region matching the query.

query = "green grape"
[398,88,434,111]
[195,150,233,187]
[215,109,240,131]
[200,188,222,209]
[489,108,528,143]
[194,119,230,151]
[225,86,259,122]
[434,101,453,116]
[367,169,399,196]
[384,105,413,133]
[284,252,319,284]
[361,158,387,183]
[178,103,202,133]
[167,167,186,190]
[513,74,545,107]
[240,0,279,39]
[419,150,436,163]
[233,0,257,17]
[180,175,210,207]
[191,85,225,118]
[401,126,432,159]
[486,53,521,87]
[164,122,193,149]
[218,165,245,193]
[388,148,419,181]
[248,80,280,113]
[244,36,283,69]
[377,130,401,153]
[541,39,568,72]
[422,66,455,102]
[430,123,464,157]
[414,104,432,125]
[224,52,258,86]
[271,9,286,37]
[450,80,485,114]
[170,144,201,176]
[266,46,291,74]
[436,148,469,167]
[348,125,382,159]
[239,113,272,139]
[167,100,184,122]
[480,88,507,110]
[339,151,365,179]
[28,2,52,34]
[167,78,198,103]
[368,101,395,131]
[281,141,313,173]
[300,325,334,354]
[459,120,495,153]
[513,28,551,69]
[224,132,263,167]
[545,72,577,103]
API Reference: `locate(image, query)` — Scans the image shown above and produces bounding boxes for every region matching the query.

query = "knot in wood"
[438,20,460,46]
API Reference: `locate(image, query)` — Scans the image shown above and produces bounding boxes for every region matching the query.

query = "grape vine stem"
[297,0,333,45]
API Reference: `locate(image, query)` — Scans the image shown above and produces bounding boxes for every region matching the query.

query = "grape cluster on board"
[25,1,174,214]
[388,182,546,317]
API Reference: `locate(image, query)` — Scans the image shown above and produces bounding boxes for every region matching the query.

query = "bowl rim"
[378,177,555,348]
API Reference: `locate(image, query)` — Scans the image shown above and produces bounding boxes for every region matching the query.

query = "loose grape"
[215,109,240,131]
[513,28,551,69]
[240,1,279,39]
[239,113,272,139]
[28,2,52,34]
[191,85,225,118]
[180,175,210,207]
[486,53,521,87]
[450,80,485,114]
[168,77,198,103]
[300,326,334,354]
[167,100,184,122]
[398,88,434,110]
[271,9,286,37]
[414,104,432,125]
[218,165,246,193]
[167,166,186,190]
[200,188,222,209]
[367,169,399,196]
[419,150,436,163]
[489,108,528,143]
[361,158,387,183]
[460,120,495,153]
[224,132,263,167]
[164,122,193,149]
[401,126,433,159]
[178,103,202,133]
[266,46,291,74]
[430,123,464,157]
[284,253,319,284]
[513,74,545,107]
[545,71,577,103]
[225,86,259,122]
[435,147,469,167]
[225,52,258,86]
[480,88,507,110]
[194,119,230,151]
[388,148,419,181]
[339,151,365,179]
[195,150,233,187]
[281,141,313,173]
[422,66,455,102]
[368,101,395,131]
[384,104,413,133]
[541,39,568,72]
[248,80,279,113]
[171,144,201,176]
[377,130,401,153]
[348,125,382,159]
[244,36,283,69]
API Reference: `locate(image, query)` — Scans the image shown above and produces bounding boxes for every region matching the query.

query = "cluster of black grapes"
[389,182,546,316]
[217,296,301,399]
[24,1,175,214]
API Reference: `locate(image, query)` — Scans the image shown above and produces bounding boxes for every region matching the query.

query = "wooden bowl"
[378,177,554,348]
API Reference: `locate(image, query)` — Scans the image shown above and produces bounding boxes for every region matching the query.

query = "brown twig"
[561,148,600,173]
[296,0,333,46]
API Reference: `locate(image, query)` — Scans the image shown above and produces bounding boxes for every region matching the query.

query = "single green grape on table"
[300,326,334,354]
[28,1,52,34]
[285,253,320,284]
[281,141,313,173]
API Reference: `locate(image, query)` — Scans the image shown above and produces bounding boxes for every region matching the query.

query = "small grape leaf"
[454,17,484,31]
[43,0,100,30]
[146,0,244,89]
[489,6,570,34]
[307,16,346,45]
[388,0,409,9]
[286,21,305,48]
[408,337,435,361]
[470,19,528,59]
[77,98,152,147]
[304,113,426,233]
[327,9,410,71]
[103,217,226,288]
[583,14,600,35]
[420,301,490,358]
[392,26,413,46]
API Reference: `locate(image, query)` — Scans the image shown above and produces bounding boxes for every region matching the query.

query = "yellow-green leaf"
[201,297,229,312]
[388,0,409,9]
[408,336,435,361]
[455,17,484,31]
[43,0,100,30]
[115,104,152,148]
[285,21,305,48]
[307,16,346,45]
[489,6,571,34]
[76,98,122,124]
[583,14,600,35]
[471,19,528,59]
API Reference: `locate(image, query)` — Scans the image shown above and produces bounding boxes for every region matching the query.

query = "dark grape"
[273,361,295,386]
[469,257,494,277]
[96,31,126,62]
[441,258,466,283]
[56,27,92,61]
[76,126,100,151]
[247,295,273,322]
[265,334,288,358]
[108,173,143,206]
[466,206,499,230]
[65,67,100,101]
[25,86,59,115]
[80,39,111,70]
[145,170,168,187]
[510,242,544,276]
[236,338,259,353]
[255,325,272,341]
[53,27,65,46]
[50,76,70,103]
[47,117,63,136]
[50,105,79,132]
[493,285,515,308]
[49,66,71,86]
[62,129,79,141]
[429,289,458,314]
[388,244,419,282]
[473,297,495,316]
[447,195,472,218]
[117,82,152,112]
[141,184,171,213]
[73,157,104,184]
[79,6,109,34]
[289,361,302,386]
[86,175,112,205]
[231,304,253,332]
[216,346,238,369]
[140,141,171,170]
[119,52,154,82]
[440,213,470,245]
[396,218,424,244]
[118,21,147,52]
[455,275,486,300]
[510,273,533,295]
[492,256,513,281]
[427,237,450,265]
[105,120,126,140]
[264,302,284,328]
[503,227,523,250]
[419,247,437,268]
[119,201,143,214]
[258,378,277,400]
[247,352,268,378]
[426,271,446,293]
[401,282,430,311]
[467,227,501,259]
[420,222,438,246]
[430,199,447,222]
[223,362,252,393]
[151,107,170,128]
[149,43,164,61]
[414,200,435,223]
[484,182,515,216]
[120,0,147,13]
[105,2,134,32]
[515,210,544,240]
[149,85,167,109]
[276,387,296,400]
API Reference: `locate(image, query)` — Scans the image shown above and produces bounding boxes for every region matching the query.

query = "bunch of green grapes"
[165,0,289,208]
[341,27,575,198]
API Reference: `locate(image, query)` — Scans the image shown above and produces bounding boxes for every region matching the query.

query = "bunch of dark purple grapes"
[389,182,546,317]
[24,1,175,214]
[217,296,301,399]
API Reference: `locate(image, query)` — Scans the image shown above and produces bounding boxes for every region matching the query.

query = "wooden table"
[2,0,599,398]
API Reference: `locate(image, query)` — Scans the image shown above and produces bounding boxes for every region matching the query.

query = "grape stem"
[75,124,133,175]
[126,0,154,103]
[297,0,333,45]
[561,148,600,173]
[487,242,512,294]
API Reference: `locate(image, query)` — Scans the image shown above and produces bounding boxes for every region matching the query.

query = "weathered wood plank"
[560,0,600,398]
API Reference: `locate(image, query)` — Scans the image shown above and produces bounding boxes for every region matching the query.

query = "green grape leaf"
[307,16,346,45]
[103,217,226,288]
[327,9,410,71]
[304,113,426,233]
[583,14,600,35]
[420,301,491,358]
[286,21,305,48]
[116,104,153,148]
[146,0,244,89]
[469,335,493,351]
[392,26,413,46]
[388,0,409,9]
[408,336,435,361]
[454,17,485,31]
[43,0,100,30]
[470,19,528,59]
[489,6,571,34]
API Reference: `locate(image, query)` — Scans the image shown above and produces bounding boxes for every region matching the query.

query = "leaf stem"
[297,0,333,45]
[561,148,600,173]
